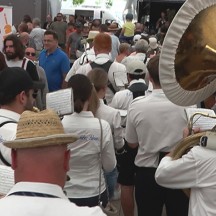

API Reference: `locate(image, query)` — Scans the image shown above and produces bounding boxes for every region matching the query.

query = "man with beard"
[3,34,44,107]
[3,34,38,77]
[0,67,43,167]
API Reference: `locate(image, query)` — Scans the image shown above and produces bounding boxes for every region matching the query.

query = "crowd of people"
[0,7,216,216]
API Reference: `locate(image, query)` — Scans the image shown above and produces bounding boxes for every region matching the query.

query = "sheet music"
[185,108,216,131]
[46,88,74,116]
[0,165,14,195]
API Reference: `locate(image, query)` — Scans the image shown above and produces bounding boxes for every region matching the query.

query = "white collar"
[95,53,111,60]
[151,89,164,95]
[0,109,20,122]
[129,79,146,86]
[99,99,105,105]
[72,111,94,118]
[7,182,68,200]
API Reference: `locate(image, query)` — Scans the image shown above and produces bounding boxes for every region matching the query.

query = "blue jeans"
[104,167,118,199]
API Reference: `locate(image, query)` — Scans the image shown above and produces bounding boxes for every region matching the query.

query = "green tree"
[73,0,85,5]
[95,0,102,5]
[106,0,113,8]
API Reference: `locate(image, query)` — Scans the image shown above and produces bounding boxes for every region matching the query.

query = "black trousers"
[135,166,189,216]
[69,189,108,208]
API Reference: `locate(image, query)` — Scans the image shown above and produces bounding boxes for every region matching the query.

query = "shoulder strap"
[128,83,148,99]
[0,121,17,128]
[90,61,116,94]
[144,55,148,64]
[9,191,59,198]
[90,60,113,73]
[21,58,26,69]
[0,151,11,167]
[0,120,17,167]
[98,118,103,206]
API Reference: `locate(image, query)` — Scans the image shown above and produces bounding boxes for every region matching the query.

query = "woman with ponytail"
[62,74,116,208]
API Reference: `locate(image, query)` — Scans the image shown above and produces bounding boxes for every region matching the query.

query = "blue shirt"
[39,48,70,92]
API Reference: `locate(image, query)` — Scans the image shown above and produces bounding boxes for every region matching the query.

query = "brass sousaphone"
[159,0,216,196]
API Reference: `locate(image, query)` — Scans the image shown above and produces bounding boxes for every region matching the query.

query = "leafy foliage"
[106,0,113,8]
[73,0,85,5]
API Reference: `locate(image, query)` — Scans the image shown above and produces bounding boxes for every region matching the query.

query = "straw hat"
[4,109,78,149]
[108,23,120,32]
[159,0,216,106]
[86,30,99,42]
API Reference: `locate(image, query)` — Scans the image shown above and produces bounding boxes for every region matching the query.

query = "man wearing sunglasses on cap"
[0,67,44,167]
[25,46,49,110]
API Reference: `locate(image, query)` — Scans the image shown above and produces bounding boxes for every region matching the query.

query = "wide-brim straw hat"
[4,109,78,149]
[108,23,120,32]
[86,30,99,43]
[159,0,216,106]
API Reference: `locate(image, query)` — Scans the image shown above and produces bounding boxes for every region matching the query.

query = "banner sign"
[0,6,12,51]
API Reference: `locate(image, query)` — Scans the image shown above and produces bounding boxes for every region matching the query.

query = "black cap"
[0,67,37,103]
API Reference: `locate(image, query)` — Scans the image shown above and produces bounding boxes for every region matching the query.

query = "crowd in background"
[0,8,216,216]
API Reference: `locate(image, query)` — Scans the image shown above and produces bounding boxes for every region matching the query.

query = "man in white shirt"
[125,55,189,216]
[65,31,99,79]
[110,60,148,216]
[3,34,40,80]
[0,67,43,166]
[30,17,45,52]
[70,33,128,104]
[0,109,105,216]
[110,60,148,118]
[3,34,45,109]
[121,39,149,66]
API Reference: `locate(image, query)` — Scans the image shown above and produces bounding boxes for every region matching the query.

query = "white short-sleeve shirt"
[155,146,216,216]
[0,182,105,216]
[96,99,124,150]
[125,89,188,168]
[0,109,19,165]
[75,53,128,104]
[62,111,116,198]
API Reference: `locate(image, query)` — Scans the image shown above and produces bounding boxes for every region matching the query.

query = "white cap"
[149,37,158,49]
[126,60,148,75]
[133,34,142,43]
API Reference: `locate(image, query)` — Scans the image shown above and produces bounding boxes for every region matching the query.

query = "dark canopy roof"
[143,0,185,2]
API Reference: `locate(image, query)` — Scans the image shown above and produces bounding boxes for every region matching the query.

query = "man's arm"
[66,35,72,57]
[61,73,67,89]
[155,151,197,189]
[61,55,70,89]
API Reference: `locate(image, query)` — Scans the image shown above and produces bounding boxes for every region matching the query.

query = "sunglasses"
[32,91,38,99]
[25,52,36,57]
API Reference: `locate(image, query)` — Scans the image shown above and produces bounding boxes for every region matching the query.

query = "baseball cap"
[149,37,158,49]
[126,60,148,75]
[0,67,39,103]
[133,34,141,43]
